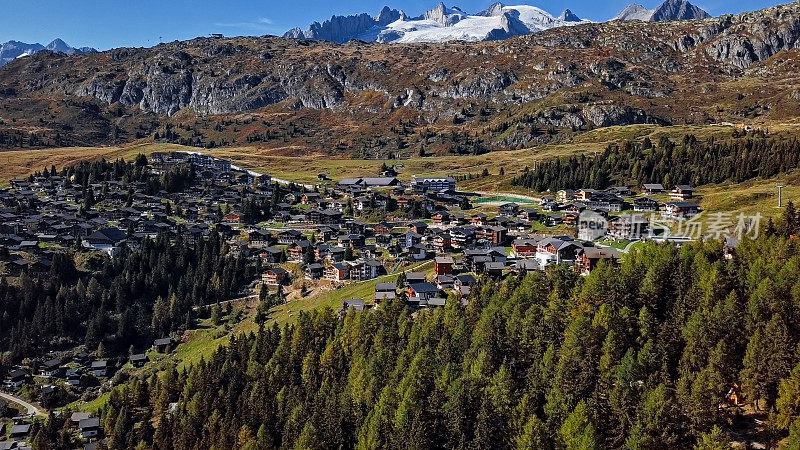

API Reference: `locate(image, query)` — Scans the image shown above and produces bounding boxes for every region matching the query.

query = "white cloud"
[213,18,275,32]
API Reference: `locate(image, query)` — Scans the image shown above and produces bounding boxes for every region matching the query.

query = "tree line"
[33,155,197,196]
[512,134,800,192]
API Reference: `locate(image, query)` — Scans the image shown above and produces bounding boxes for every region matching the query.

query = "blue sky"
[0,0,788,50]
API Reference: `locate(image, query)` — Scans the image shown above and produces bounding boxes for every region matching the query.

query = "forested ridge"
[0,232,255,363]
[29,212,800,449]
[512,132,800,192]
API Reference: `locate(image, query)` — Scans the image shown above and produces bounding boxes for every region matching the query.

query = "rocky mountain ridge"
[0,2,799,153]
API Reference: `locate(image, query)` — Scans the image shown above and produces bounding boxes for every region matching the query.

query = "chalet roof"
[484,261,506,270]
[86,227,126,243]
[10,424,30,435]
[539,237,582,251]
[375,282,397,292]
[341,299,365,311]
[412,175,456,182]
[71,412,91,422]
[666,202,700,208]
[79,418,100,429]
[405,272,427,282]
[338,178,363,186]
[408,282,439,294]
[43,358,62,369]
[581,247,620,259]
[8,368,27,379]
[516,260,540,270]
[513,237,541,246]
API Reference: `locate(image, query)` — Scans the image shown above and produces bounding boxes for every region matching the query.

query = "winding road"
[0,391,45,417]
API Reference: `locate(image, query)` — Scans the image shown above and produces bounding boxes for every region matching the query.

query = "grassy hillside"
[266,259,434,325]
[0,143,187,184]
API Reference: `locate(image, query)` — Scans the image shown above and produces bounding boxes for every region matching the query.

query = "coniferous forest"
[512,133,800,192]
[0,233,256,361]
[26,214,800,449]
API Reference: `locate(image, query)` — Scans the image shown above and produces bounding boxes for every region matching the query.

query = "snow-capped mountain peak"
[284,3,592,44]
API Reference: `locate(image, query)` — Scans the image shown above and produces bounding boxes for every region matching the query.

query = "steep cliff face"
[1,3,800,152]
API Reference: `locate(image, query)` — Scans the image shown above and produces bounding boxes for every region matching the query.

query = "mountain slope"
[613,0,711,21]
[1,2,799,153]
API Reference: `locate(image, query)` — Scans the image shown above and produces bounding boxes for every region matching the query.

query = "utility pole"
[777,184,785,207]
